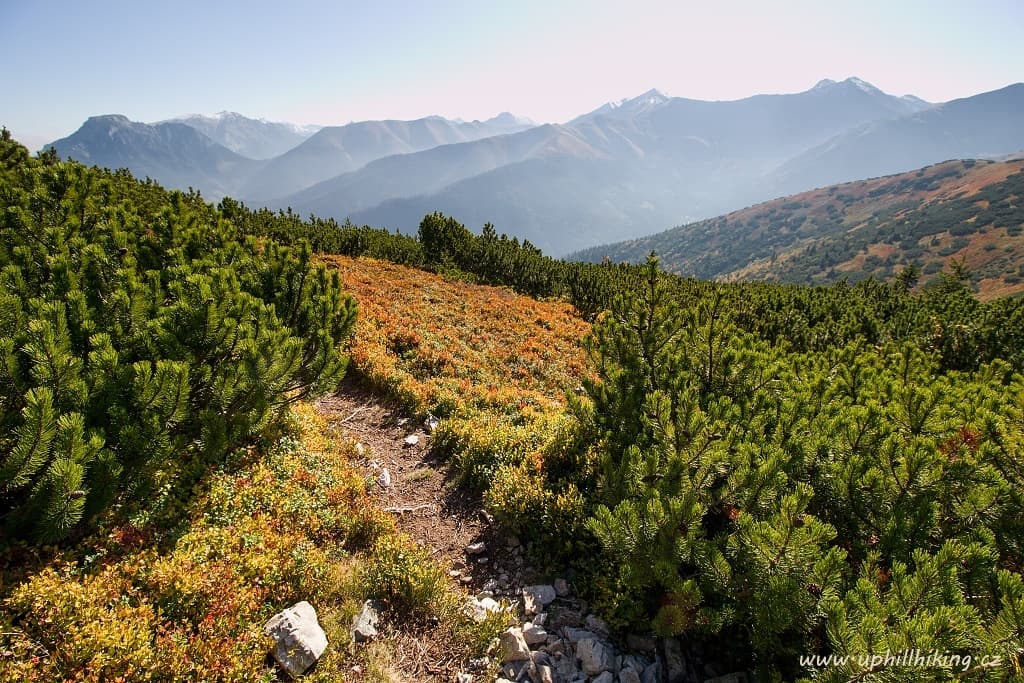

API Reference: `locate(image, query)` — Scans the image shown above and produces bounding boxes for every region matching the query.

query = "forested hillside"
[4,133,1024,682]
[574,158,1024,299]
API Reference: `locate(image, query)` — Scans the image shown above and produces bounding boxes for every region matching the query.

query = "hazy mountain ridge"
[571,158,1024,299]
[44,79,1024,255]
[301,77,947,254]
[165,111,321,160]
[47,115,260,199]
[241,114,536,201]
[769,83,1024,193]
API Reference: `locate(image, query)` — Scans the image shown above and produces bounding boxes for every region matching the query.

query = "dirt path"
[315,381,498,588]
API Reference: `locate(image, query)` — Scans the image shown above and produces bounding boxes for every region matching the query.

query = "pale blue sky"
[2,0,1022,149]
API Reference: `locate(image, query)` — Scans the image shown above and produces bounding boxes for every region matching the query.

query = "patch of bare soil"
[315,382,489,569]
[314,381,511,681]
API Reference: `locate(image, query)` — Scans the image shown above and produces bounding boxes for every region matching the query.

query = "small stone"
[499,627,532,663]
[468,596,502,622]
[523,585,556,608]
[424,414,440,433]
[663,638,686,683]
[585,614,609,636]
[403,434,419,447]
[456,673,473,683]
[532,612,548,627]
[622,655,645,674]
[562,627,595,645]
[449,569,462,578]
[350,599,381,643]
[466,541,487,555]
[354,442,365,456]
[537,664,555,683]
[264,601,329,677]
[576,638,614,676]
[593,672,615,683]
[619,666,642,683]
[640,661,660,683]
[523,623,548,646]
[504,659,533,681]
[378,468,391,488]
[478,557,489,565]
[553,578,570,597]
[523,592,541,617]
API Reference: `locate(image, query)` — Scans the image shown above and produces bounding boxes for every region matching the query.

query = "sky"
[2,0,1022,149]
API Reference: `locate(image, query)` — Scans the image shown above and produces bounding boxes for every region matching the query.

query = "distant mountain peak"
[812,77,882,94]
[85,114,132,125]
[616,88,668,107]
[575,88,670,123]
[484,111,535,127]
[844,76,881,93]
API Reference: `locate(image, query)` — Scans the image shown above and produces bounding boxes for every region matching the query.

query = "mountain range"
[162,111,322,160]
[571,158,1024,300]
[42,78,1024,255]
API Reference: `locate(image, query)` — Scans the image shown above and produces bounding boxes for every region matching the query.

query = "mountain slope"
[571,158,1024,299]
[48,115,259,199]
[272,123,606,219]
[278,78,940,253]
[771,83,1024,192]
[166,111,320,159]
[240,114,535,200]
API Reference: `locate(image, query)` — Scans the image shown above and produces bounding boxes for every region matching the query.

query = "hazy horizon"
[3,0,1022,149]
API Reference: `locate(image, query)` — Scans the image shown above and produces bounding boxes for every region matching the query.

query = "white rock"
[499,627,532,663]
[378,468,391,488]
[424,414,440,433]
[264,601,328,677]
[523,585,557,607]
[350,599,381,642]
[466,541,487,555]
[456,673,473,683]
[619,666,642,683]
[523,623,548,646]
[467,596,502,622]
[563,627,595,645]
[354,442,366,456]
[404,434,419,447]
[576,638,614,676]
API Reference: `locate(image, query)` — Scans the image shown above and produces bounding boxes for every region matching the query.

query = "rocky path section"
[316,384,749,683]
[316,384,490,581]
